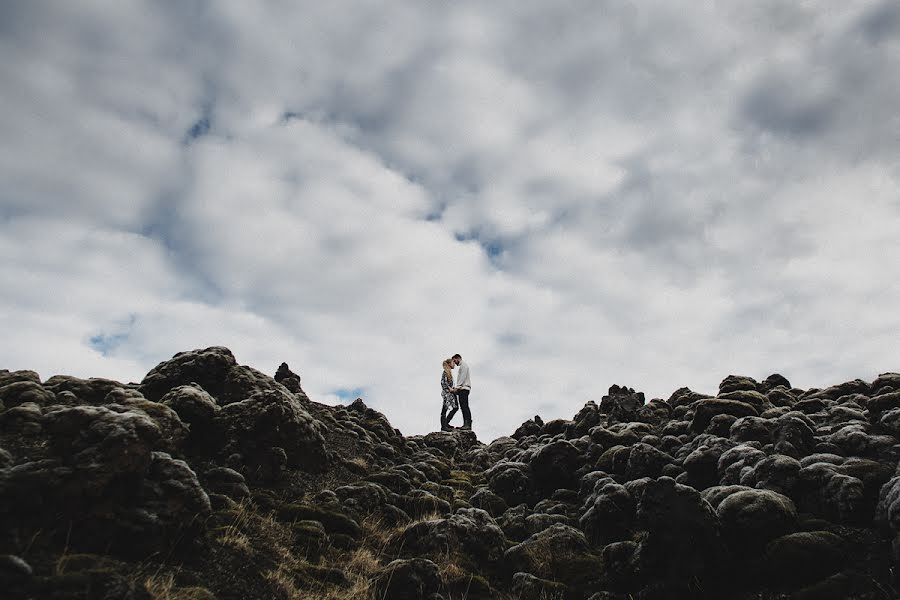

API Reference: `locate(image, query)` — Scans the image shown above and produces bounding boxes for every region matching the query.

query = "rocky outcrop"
[2,352,899,599]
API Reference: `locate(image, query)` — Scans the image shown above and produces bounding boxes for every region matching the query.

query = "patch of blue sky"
[182,97,214,145]
[455,231,504,263]
[89,332,129,357]
[332,387,366,401]
[88,315,137,357]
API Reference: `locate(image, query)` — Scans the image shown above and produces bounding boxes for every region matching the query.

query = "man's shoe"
[461,423,472,430]
[441,424,452,432]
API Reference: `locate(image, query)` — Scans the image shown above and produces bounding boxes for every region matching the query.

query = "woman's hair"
[442,358,454,382]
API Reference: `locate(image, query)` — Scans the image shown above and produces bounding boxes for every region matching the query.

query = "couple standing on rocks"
[440,353,472,431]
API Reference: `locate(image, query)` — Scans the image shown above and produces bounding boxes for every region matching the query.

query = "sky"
[2,1,900,442]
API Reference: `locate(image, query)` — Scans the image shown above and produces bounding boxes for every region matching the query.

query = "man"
[452,353,472,430]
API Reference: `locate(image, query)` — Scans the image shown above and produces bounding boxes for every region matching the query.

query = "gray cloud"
[2,1,900,440]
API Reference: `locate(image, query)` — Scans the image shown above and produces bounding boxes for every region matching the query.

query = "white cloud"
[2,0,900,441]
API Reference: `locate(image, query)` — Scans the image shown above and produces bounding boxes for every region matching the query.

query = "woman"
[441,358,459,431]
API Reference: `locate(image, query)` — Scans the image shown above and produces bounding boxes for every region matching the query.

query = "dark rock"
[681,436,736,490]
[602,385,645,425]
[373,558,443,600]
[767,387,797,407]
[335,482,389,518]
[291,520,329,561]
[629,477,724,589]
[579,477,634,546]
[872,373,900,395]
[624,443,672,480]
[761,374,792,393]
[0,381,55,409]
[541,419,573,437]
[868,391,900,424]
[139,346,238,403]
[718,444,766,485]
[273,362,306,396]
[691,399,758,433]
[486,462,534,506]
[600,540,638,590]
[717,489,798,552]
[739,454,801,496]
[400,489,452,518]
[503,524,602,589]
[667,387,711,409]
[763,531,845,587]
[513,416,543,440]
[204,467,250,500]
[771,413,816,457]
[717,389,768,412]
[0,402,44,435]
[43,376,123,405]
[159,384,220,444]
[469,487,509,518]
[792,570,893,600]
[497,504,530,542]
[277,502,362,538]
[43,404,161,479]
[530,440,583,491]
[718,375,759,394]
[390,508,508,572]
[511,572,569,600]
[798,461,868,523]
[702,485,754,510]
[114,452,211,552]
[730,416,772,444]
[524,512,569,535]
[572,401,603,436]
[218,389,326,474]
[807,379,870,401]
[0,554,32,585]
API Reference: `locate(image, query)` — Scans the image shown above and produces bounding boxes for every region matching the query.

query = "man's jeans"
[456,389,471,425]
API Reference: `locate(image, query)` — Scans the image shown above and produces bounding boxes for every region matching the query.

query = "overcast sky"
[2,1,900,441]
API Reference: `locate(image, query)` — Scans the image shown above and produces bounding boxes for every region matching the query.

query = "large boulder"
[111,452,211,554]
[718,375,759,395]
[680,436,737,490]
[763,531,845,587]
[601,385,645,425]
[503,524,602,590]
[43,376,124,406]
[140,347,294,406]
[390,508,508,573]
[140,347,238,402]
[0,404,209,557]
[530,440,583,491]
[486,462,534,506]
[579,477,634,546]
[372,558,443,600]
[691,400,758,433]
[797,461,868,523]
[217,389,326,474]
[624,443,673,480]
[717,489,797,553]
[0,380,55,410]
[273,362,307,398]
[42,404,162,480]
[628,477,724,591]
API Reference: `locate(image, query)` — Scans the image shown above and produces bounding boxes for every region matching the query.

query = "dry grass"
[143,573,215,600]
[345,456,370,471]
[263,565,304,600]
[214,499,255,554]
[263,507,453,600]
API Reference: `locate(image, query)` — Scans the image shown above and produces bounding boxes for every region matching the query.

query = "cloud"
[2,1,900,441]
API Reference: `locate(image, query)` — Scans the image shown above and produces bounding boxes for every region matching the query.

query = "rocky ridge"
[1,347,900,599]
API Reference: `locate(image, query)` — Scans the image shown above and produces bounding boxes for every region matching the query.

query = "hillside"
[2,346,900,599]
